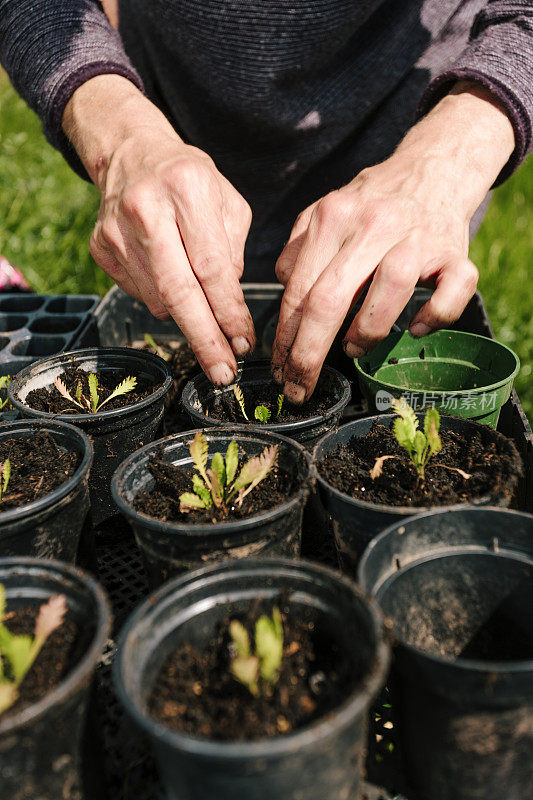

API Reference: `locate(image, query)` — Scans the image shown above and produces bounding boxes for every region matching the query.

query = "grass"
[0,72,531,421]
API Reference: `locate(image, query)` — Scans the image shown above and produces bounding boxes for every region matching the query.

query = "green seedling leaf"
[1,459,10,498]
[54,377,85,411]
[210,452,226,488]
[0,376,11,411]
[233,385,249,421]
[75,380,83,405]
[179,492,207,512]
[254,405,271,423]
[391,400,443,483]
[255,607,283,684]
[96,376,137,411]
[190,431,210,488]
[207,468,224,508]
[230,655,259,696]
[8,636,33,684]
[229,620,251,659]
[225,440,239,486]
[192,474,212,508]
[276,394,284,417]
[144,333,169,361]
[0,682,18,715]
[424,407,442,457]
[88,373,99,413]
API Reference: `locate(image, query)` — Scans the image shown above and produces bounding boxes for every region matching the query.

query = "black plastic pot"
[0,556,111,800]
[358,508,533,800]
[9,347,172,525]
[114,557,390,800]
[313,414,520,574]
[182,360,351,449]
[111,427,313,586]
[0,420,93,562]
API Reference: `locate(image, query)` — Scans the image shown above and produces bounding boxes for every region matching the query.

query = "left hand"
[271,83,516,404]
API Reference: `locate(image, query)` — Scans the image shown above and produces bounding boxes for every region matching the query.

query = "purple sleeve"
[418,1,533,185]
[0,0,144,178]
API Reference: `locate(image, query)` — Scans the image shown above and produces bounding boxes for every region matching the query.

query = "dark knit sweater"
[1,1,532,279]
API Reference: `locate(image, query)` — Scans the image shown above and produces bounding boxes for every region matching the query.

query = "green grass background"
[0,72,531,421]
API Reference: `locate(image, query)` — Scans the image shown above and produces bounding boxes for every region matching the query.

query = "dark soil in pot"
[1,604,79,719]
[318,419,521,508]
[134,451,295,524]
[0,431,78,510]
[25,365,160,414]
[149,600,354,741]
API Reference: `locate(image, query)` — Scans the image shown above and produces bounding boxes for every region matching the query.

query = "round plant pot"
[111,427,313,586]
[354,329,520,427]
[114,558,390,800]
[358,508,533,800]
[313,414,521,574]
[182,360,351,449]
[9,347,172,525]
[0,556,111,800]
[0,420,93,563]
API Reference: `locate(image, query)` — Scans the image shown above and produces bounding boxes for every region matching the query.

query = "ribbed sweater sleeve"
[419,1,533,185]
[0,0,143,178]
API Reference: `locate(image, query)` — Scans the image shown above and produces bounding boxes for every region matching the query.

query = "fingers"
[220,177,253,278]
[409,255,478,336]
[343,240,421,357]
[275,202,317,286]
[173,176,255,356]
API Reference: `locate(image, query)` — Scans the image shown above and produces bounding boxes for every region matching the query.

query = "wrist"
[394,81,515,218]
[62,74,182,187]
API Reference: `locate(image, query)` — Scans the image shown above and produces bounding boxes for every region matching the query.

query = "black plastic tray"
[0,293,99,375]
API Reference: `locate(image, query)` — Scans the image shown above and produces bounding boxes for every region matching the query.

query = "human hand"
[271,83,515,403]
[63,75,255,385]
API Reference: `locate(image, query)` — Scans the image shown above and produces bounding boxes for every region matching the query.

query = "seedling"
[370,399,471,483]
[0,376,11,411]
[143,333,170,361]
[0,460,10,505]
[233,385,285,425]
[179,431,278,514]
[0,584,67,714]
[54,373,137,413]
[229,607,284,696]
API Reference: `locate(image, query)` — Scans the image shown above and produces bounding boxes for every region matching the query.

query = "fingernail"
[272,368,283,385]
[344,341,366,359]
[284,382,306,404]
[231,336,250,356]
[410,323,432,338]
[209,362,236,386]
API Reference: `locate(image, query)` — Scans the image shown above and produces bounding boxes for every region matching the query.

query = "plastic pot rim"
[313,414,500,516]
[0,419,93,525]
[353,329,520,396]
[358,506,533,675]
[114,557,390,759]
[111,426,314,536]
[8,347,173,424]
[0,556,111,734]
[182,360,351,436]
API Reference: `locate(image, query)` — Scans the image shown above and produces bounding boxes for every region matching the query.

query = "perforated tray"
[0,293,99,375]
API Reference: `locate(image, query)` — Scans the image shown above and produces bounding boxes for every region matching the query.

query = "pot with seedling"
[0,420,93,562]
[9,347,172,525]
[0,556,111,800]
[354,329,520,427]
[182,359,351,448]
[111,427,312,586]
[358,507,533,800]
[114,558,390,800]
[314,399,522,573]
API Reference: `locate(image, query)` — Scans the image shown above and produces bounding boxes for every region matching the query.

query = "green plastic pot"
[354,330,519,427]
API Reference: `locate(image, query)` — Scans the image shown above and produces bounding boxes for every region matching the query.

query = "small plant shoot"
[143,333,170,361]
[54,373,137,413]
[0,376,11,411]
[229,607,284,696]
[0,460,10,505]
[234,386,285,424]
[0,584,67,714]
[179,431,278,515]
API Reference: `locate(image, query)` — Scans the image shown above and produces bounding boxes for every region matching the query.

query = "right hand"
[63,75,255,385]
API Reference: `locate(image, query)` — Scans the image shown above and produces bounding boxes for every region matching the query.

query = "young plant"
[54,373,137,413]
[0,584,67,714]
[229,607,284,696]
[234,386,285,424]
[179,431,278,514]
[0,376,11,411]
[0,460,10,505]
[144,333,170,361]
